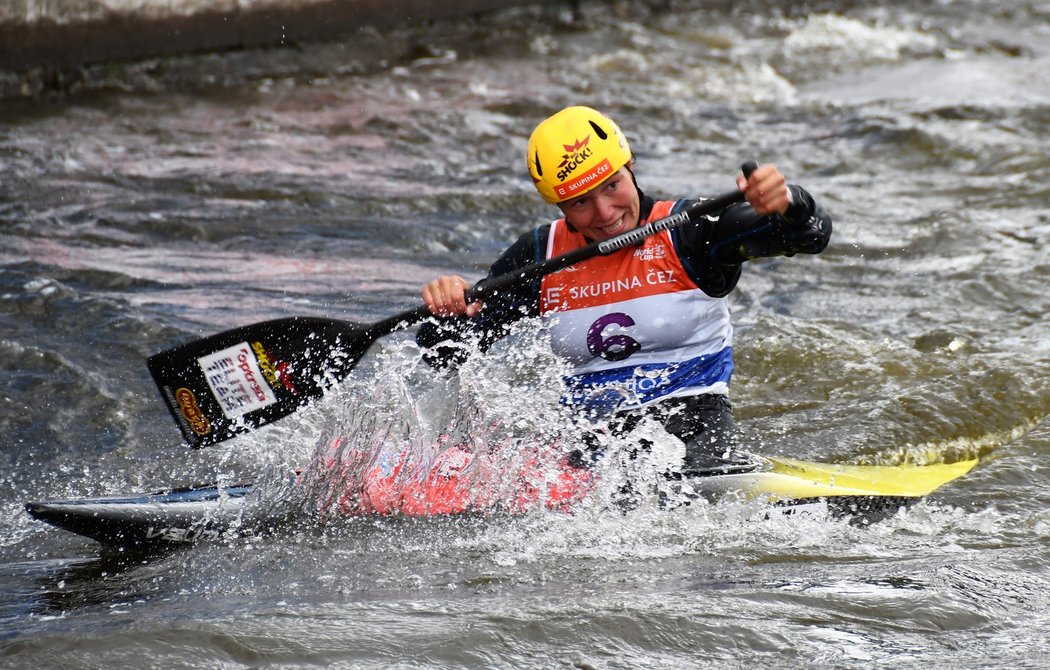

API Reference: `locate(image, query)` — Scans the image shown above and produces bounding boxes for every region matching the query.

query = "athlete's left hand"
[737,163,790,216]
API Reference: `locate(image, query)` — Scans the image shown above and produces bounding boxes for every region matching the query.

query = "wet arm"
[676,185,833,297]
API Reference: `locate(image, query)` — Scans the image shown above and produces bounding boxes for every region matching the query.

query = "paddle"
[149,162,758,447]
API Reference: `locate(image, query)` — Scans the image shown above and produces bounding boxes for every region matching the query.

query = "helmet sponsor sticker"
[556,135,592,181]
[175,387,211,435]
[554,158,612,200]
[198,342,277,419]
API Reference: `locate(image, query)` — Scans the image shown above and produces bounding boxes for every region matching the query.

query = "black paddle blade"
[147,317,372,448]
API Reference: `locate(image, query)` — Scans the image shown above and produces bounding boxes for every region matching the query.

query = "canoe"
[24,453,978,551]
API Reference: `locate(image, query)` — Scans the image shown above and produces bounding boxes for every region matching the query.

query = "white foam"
[784,13,938,61]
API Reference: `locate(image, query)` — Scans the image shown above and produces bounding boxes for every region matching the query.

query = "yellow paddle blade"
[757,456,980,498]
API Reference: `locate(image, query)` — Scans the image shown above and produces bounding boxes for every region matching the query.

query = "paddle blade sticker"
[197,343,278,419]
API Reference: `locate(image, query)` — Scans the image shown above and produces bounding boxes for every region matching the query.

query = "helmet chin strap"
[626,162,644,210]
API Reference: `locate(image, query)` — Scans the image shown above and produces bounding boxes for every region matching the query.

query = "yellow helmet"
[526,106,632,204]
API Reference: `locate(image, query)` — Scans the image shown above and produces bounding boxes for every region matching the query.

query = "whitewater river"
[2,1,1049,667]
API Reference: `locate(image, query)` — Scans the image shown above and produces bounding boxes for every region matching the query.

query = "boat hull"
[25,457,978,550]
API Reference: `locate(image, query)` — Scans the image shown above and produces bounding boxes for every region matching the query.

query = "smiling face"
[556,165,640,242]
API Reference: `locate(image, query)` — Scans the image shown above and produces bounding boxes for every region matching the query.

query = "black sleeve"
[415,225,550,369]
[673,185,833,297]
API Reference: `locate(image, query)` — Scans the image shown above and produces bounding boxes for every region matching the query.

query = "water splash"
[293,326,603,520]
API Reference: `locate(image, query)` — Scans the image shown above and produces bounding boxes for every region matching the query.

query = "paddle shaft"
[365,166,754,340]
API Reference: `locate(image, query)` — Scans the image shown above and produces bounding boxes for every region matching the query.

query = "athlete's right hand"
[422,275,483,317]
